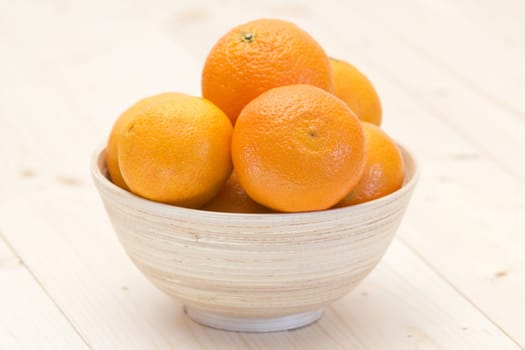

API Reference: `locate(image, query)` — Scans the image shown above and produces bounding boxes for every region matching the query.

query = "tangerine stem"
[241,32,256,43]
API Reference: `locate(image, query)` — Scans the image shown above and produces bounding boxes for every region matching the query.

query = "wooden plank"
[0,239,89,349]
[286,5,525,345]
[162,10,525,345]
[158,4,525,345]
[363,59,525,347]
[0,187,198,349]
[0,187,520,349]
[349,0,525,116]
[341,0,525,182]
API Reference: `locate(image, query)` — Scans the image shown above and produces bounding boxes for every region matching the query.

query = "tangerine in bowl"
[91,143,418,332]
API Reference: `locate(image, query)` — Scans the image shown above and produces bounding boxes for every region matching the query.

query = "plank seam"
[0,232,93,350]
[397,235,524,349]
[361,56,525,186]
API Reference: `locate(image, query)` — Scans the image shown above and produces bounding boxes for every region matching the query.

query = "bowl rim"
[90,143,420,219]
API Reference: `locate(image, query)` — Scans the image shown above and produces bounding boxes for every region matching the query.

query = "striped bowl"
[91,145,419,332]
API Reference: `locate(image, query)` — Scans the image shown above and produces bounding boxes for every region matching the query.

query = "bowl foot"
[184,306,324,332]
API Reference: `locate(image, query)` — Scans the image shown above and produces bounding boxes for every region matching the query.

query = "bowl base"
[184,306,324,333]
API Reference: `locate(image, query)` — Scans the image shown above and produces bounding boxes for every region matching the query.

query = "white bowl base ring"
[184,306,324,332]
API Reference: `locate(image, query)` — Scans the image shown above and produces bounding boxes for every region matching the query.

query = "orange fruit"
[201,172,271,213]
[232,84,366,213]
[337,122,404,207]
[330,58,382,125]
[202,18,333,124]
[106,93,177,190]
[117,93,233,208]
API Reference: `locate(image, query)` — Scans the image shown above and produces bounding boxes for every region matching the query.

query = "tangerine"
[337,122,404,206]
[202,19,333,124]
[201,172,271,213]
[232,84,365,212]
[330,58,382,125]
[117,93,233,208]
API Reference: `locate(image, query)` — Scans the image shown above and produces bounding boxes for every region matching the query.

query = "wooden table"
[1,1,524,348]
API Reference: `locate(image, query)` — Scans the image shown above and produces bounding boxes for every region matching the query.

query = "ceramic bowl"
[91,145,418,332]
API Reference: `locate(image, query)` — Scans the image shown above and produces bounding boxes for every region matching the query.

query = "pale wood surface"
[0,241,89,349]
[1,0,524,349]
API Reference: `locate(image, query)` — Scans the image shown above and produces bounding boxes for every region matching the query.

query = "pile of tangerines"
[106,19,404,213]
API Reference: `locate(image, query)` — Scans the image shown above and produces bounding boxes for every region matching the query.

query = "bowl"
[91,144,419,332]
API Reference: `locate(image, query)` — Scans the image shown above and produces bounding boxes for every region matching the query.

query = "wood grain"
[294,4,525,345]
[0,240,88,349]
[0,0,524,348]
[0,188,520,349]
[335,1,525,183]
[163,5,525,343]
[351,0,525,118]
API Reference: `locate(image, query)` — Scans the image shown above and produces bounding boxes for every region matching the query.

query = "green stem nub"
[241,32,255,43]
